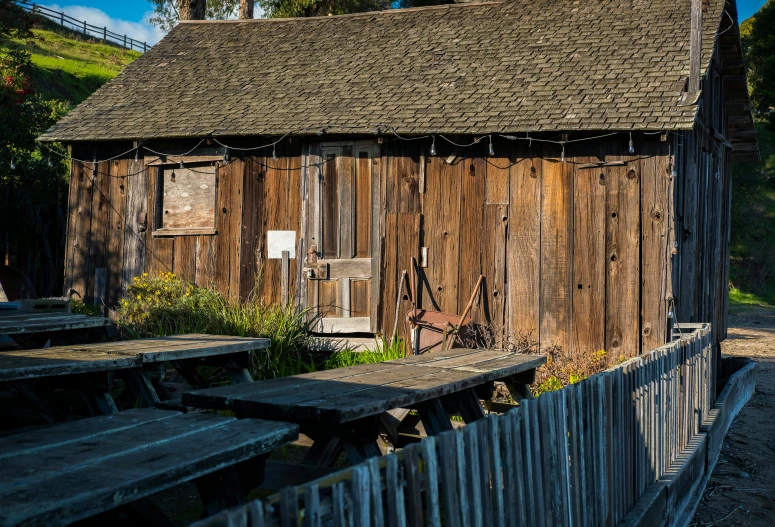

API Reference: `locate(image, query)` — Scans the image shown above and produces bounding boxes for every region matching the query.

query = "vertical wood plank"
[421,155,461,314]
[173,235,196,282]
[386,452,407,527]
[404,444,424,527]
[121,158,147,296]
[458,157,485,322]
[355,151,372,258]
[421,436,441,527]
[338,147,354,259]
[482,204,508,331]
[605,150,640,360]
[228,159,245,302]
[214,161,232,297]
[572,148,606,356]
[87,161,111,300]
[106,159,128,305]
[641,140,670,352]
[322,152,339,259]
[508,152,542,344]
[438,431,459,527]
[539,148,572,352]
[485,157,510,205]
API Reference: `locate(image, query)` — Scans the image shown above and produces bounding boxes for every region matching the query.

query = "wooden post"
[689,0,702,93]
[83,20,86,36]
[103,27,107,43]
[60,12,64,26]
[281,250,290,306]
[123,35,127,49]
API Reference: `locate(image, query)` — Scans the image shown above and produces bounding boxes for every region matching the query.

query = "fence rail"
[198,325,715,527]
[15,1,149,53]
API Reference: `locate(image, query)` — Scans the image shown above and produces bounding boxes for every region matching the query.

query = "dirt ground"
[692,308,775,527]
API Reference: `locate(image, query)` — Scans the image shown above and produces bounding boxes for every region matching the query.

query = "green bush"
[116,272,314,380]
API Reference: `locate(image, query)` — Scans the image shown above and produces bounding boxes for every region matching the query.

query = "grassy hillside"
[0,18,140,105]
[729,122,775,307]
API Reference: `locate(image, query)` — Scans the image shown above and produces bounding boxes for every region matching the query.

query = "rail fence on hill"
[198,324,715,526]
[16,1,149,53]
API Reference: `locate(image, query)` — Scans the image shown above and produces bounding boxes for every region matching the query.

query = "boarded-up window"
[159,165,216,230]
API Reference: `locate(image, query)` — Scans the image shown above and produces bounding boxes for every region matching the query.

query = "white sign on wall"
[267,231,296,259]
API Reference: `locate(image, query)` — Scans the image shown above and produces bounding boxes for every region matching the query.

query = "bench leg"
[415,398,454,435]
[195,465,247,517]
[84,391,119,415]
[454,388,487,424]
[302,437,343,466]
[122,368,161,407]
[171,359,209,389]
[505,382,533,402]
[225,367,253,385]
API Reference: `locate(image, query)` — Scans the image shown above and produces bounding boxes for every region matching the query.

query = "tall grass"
[115,273,314,380]
[324,336,406,369]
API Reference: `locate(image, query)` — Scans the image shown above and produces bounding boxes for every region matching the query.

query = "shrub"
[115,272,314,380]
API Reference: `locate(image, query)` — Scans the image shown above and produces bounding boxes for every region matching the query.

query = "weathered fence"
[15,1,149,53]
[199,325,715,526]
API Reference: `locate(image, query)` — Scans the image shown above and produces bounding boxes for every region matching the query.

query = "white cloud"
[38,4,167,47]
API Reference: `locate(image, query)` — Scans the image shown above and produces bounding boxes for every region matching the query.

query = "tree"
[149,0,239,30]
[256,0,387,18]
[0,0,69,294]
[179,0,206,20]
[743,0,775,129]
[239,0,255,19]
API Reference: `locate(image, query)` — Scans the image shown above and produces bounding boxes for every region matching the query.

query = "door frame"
[301,140,382,333]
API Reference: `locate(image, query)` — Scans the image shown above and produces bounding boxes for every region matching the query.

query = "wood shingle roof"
[40,0,734,142]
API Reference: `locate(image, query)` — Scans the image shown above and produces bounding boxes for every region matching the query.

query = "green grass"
[729,122,775,306]
[0,19,140,105]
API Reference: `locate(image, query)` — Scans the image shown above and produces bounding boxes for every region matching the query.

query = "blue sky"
[40,0,770,47]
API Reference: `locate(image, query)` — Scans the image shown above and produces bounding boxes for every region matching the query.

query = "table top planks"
[183,349,546,423]
[0,311,110,336]
[0,408,298,527]
[0,334,271,382]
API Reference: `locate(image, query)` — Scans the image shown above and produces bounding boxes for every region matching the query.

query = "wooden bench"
[0,334,269,422]
[183,348,545,465]
[0,310,110,341]
[0,408,298,526]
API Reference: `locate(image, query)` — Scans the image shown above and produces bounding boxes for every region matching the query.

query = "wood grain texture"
[122,158,147,296]
[507,152,541,344]
[605,147,641,359]
[539,149,572,351]
[106,159,128,306]
[458,157,485,321]
[0,409,297,527]
[640,141,670,353]
[572,148,606,356]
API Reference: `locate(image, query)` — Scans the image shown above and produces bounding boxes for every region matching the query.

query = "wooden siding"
[673,47,732,348]
[63,46,733,357]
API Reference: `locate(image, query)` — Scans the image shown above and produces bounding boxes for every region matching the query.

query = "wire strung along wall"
[196,325,715,527]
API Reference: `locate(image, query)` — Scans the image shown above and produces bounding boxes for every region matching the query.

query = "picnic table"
[0,310,110,339]
[183,348,546,465]
[0,334,269,422]
[0,408,298,526]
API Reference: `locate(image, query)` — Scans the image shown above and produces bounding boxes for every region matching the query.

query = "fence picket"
[421,437,441,527]
[437,432,459,527]
[201,327,717,527]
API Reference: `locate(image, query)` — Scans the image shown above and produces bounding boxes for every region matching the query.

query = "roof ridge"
[178,1,503,24]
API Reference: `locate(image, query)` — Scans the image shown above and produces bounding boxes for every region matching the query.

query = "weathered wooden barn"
[39,0,757,358]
